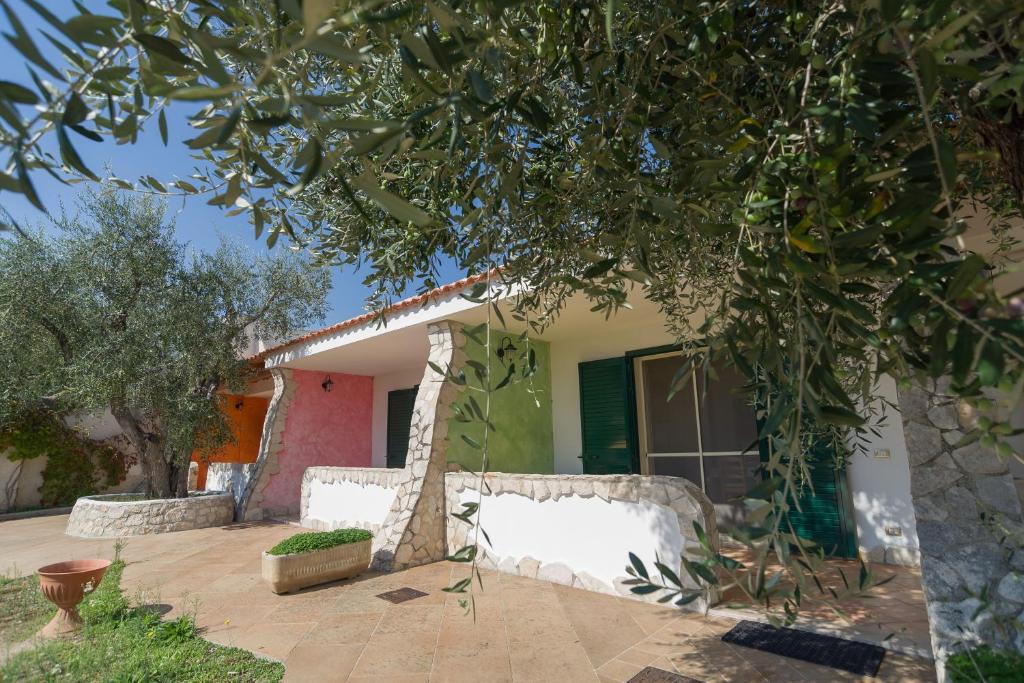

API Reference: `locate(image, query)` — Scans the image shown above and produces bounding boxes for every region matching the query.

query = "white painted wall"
[370,366,427,468]
[846,375,920,565]
[549,325,674,474]
[457,487,683,591]
[305,478,397,530]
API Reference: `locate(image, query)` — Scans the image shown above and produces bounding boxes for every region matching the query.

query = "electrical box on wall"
[884,525,903,537]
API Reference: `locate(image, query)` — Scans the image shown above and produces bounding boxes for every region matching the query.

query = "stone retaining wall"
[66,492,234,538]
[445,472,720,611]
[300,466,403,534]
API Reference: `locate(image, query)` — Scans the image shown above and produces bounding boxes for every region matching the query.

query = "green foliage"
[0,410,65,462]
[267,528,372,556]
[0,573,53,646]
[947,645,1024,682]
[2,557,283,682]
[140,614,199,645]
[78,560,128,625]
[0,409,130,506]
[0,189,329,498]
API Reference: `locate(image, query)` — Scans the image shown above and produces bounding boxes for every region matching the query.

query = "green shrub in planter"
[267,529,371,556]
[947,645,1024,683]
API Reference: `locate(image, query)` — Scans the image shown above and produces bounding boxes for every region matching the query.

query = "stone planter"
[262,539,371,594]
[66,492,234,538]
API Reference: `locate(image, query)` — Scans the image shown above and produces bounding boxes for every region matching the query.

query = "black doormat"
[627,667,702,682]
[376,587,428,604]
[721,620,885,677]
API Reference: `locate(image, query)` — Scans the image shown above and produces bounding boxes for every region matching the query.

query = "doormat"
[626,667,702,682]
[376,587,428,604]
[721,620,885,677]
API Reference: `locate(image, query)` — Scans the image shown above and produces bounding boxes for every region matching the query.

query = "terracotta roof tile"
[254,271,496,360]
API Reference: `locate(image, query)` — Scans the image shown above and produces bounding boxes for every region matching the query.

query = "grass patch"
[947,645,1024,682]
[0,573,54,646]
[2,559,283,682]
[267,528,371,556]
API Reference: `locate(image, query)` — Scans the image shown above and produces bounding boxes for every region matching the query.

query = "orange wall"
[191,394,270,489]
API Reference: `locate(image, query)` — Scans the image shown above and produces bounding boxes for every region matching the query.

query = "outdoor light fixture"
[495,336,517,367]
[234,399,244,411]
[321,375,334,392]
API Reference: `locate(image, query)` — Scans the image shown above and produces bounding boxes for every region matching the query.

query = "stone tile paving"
[0,515,936,682]
[720,547,932,659]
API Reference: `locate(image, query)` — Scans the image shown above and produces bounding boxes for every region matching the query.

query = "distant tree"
[0,189,329,498]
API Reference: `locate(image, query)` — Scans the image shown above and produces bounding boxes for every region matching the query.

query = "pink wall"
[261,369,373,512]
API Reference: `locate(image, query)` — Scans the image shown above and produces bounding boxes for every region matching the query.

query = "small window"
[386,386,418,469]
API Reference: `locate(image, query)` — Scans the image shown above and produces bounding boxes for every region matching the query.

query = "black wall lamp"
[234,398,244,411]
[495,336,517,367]
[321,375,334,392]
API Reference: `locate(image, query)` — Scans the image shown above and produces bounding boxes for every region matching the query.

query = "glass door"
[634,352,760,520]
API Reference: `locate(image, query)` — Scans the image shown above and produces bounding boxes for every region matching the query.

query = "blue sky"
[0,1,463,323]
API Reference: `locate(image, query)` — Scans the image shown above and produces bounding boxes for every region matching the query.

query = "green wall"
[446,330,554,474]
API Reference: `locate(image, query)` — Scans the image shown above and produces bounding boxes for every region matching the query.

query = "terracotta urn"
[36,559,112,637]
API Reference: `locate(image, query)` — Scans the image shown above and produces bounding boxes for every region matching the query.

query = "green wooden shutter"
[785,438,859,558]
[578,358,635,474]
[757,433,858,558]
[386,386,418,469]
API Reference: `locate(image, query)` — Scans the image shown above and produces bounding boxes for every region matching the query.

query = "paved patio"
[1,515,936,681]
[720,547,931,659]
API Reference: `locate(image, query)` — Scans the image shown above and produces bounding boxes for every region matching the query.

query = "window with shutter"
[386,386,418,469]
[578,358,636,474]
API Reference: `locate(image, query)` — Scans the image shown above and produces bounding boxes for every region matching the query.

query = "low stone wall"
[66,492,234,538]
[206,462,258,508]
[300,467,402,534]
[444,472,720,611]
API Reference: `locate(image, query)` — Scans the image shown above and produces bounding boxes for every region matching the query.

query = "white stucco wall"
[370,366,427,468]
[445,472,719,608]
[549,326,674,475]
[457,486,682,590]
[847,375,921,565]
[304,476,398,531]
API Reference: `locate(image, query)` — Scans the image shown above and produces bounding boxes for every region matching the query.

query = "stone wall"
[300,466,402,534]
[444,472,720,611]
[899,382,1024,672]
[371,321,466,571]
[66,492,234,538]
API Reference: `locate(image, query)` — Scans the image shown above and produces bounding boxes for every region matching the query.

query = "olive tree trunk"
[110,404,189,499]
[898,382,1024,680]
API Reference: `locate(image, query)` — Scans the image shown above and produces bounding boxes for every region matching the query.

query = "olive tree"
[1,0,1023,666]
[0,189,329,497]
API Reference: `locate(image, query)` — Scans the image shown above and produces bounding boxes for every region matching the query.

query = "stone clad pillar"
[372,321,466,571]
[899,382,1024,677]
[239,367,296,521]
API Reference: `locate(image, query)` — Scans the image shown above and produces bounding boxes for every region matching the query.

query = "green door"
[386,386,418,469]
[758,434,858,558]
[578,358,636,474]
